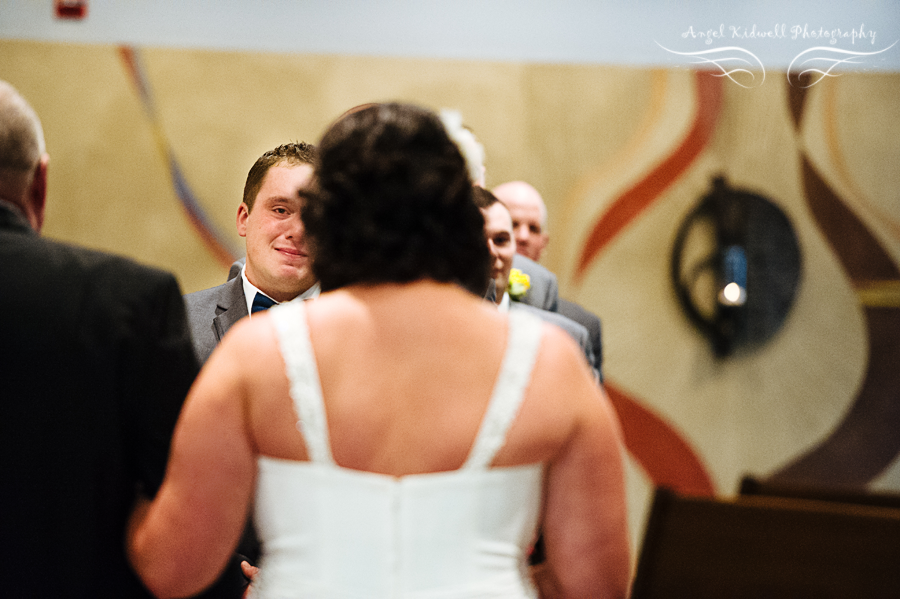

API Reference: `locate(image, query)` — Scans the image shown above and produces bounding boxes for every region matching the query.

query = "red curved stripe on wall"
[185,208,239,269]
[118,45,239,270]
[571,71,722,496]
[606,382,715,496]
[575,71,723,281]
[118,47,149,108]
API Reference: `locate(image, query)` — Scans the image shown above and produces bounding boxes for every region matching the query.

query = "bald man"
[492,180,549,262]
[493,179,605,382]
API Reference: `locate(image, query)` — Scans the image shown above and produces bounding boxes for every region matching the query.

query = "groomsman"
[492,180,549,262]
[474,187,598,380]
[493,180,605,381]
[184,143,319,365]
[483,180,558,313]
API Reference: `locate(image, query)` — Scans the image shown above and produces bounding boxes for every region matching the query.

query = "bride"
[127,102,630,598]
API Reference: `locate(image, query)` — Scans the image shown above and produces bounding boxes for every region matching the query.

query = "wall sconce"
[671,176,802,357]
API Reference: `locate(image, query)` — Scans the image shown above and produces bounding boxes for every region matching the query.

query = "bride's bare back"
[245,282,586,477]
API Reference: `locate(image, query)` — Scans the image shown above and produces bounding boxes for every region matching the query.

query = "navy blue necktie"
[251,292,277,313]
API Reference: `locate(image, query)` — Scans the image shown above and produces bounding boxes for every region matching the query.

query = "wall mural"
[2,40,898,548]
[564,67,900,512]
[573,72,723,498]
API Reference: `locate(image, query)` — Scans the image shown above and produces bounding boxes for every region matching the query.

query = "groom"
[184,142,319,365]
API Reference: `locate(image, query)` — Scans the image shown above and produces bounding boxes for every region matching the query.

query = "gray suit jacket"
[558,298,604,383]
[512,254,558,312]
[509,301,598,381]
[184,276,248,365]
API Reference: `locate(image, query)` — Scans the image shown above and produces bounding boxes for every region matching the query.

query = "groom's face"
[236,162,316,302]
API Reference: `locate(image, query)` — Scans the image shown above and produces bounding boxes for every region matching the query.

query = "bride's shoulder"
[210,314,282,373]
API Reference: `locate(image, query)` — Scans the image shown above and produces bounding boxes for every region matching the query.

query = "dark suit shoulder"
[4,234,184,344]
[17,233,177,293]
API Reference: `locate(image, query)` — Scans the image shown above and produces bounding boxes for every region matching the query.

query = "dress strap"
[270,300,336,466]
[462,309,544,471]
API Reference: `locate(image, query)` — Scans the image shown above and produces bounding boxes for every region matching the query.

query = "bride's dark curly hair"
[303,103,490,295]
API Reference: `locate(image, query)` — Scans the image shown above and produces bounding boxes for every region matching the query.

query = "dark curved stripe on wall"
[771,154,900,486]
[574,71,722,282]
[167,154,238,268]
[800,158,898,281]
[606,382,715,496]
[771,307,900,487]
[787,73,813,130]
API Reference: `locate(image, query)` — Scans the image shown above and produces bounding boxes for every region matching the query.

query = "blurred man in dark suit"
[0,79,239,598]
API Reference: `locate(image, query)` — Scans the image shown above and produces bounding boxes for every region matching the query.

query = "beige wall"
[4,39,899,549]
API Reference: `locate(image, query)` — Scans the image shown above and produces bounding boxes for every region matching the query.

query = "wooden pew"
[739,474,900,510]
[631,487,900,599]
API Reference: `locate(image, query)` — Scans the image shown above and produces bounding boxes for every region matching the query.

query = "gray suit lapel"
[213,276,249,342]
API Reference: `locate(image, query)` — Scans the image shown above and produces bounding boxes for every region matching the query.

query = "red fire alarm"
[55,0,88,20]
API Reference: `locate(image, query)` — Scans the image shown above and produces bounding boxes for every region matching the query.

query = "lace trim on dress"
[462,310,544,471]
[270,300,335,465]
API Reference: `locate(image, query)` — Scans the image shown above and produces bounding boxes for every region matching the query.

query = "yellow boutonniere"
[508,268,531,301]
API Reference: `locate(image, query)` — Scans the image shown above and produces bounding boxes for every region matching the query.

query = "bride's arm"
[128,320,259,599]
[537,334,632,599]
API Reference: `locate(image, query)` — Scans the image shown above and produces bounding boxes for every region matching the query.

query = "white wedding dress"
[248,300,545,599]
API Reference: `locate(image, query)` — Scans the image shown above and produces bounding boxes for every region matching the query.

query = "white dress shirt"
[240,265,321,317]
